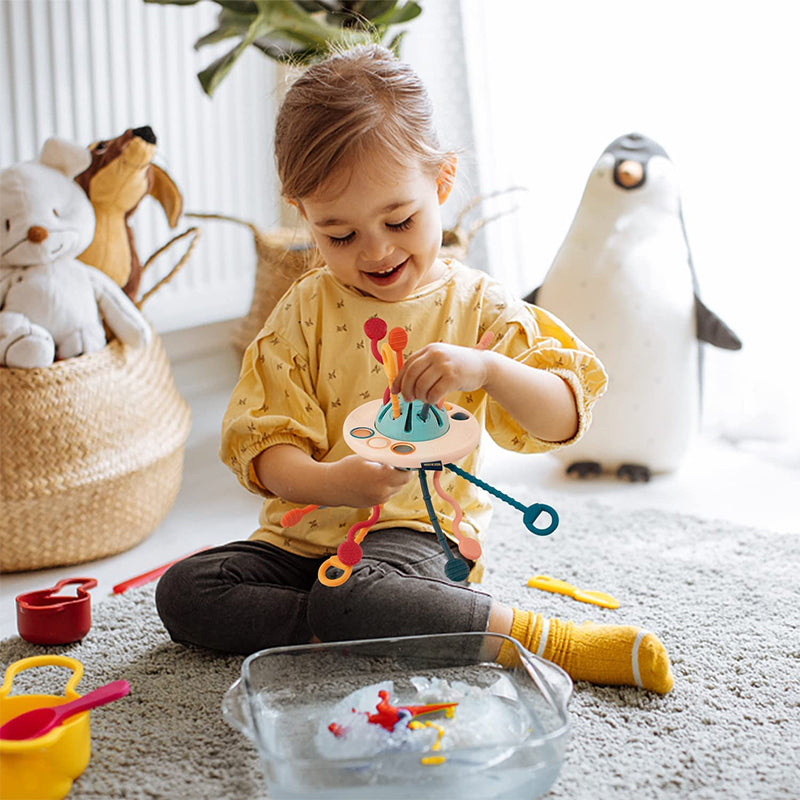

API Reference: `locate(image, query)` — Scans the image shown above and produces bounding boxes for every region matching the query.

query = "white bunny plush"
[0,137,151,368]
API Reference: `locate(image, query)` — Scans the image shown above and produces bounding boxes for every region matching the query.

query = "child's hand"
[391,343,488,405]
[327,455,412,507]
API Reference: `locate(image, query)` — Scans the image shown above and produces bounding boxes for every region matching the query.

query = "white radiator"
[1,0,280,332]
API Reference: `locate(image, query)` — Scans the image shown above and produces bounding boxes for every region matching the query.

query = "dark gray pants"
[155,528,493,655]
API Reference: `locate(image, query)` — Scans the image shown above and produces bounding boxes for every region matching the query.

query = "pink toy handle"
[432,471,482,561]
[51,680,130,720]
[0,679,130,740]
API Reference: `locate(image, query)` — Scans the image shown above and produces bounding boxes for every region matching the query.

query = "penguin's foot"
[617,464,652,483]
[566,461,602,479]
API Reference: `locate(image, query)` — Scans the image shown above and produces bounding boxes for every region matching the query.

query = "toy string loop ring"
[317,505,382,587]
[522,503,559,536]
[318,555,352,587]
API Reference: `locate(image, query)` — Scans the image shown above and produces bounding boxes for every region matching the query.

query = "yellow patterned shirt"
[220,260,607,580]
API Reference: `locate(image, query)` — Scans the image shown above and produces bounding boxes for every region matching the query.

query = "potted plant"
[143,0,423,96]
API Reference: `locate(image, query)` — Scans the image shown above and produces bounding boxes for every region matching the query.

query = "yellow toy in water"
[526,133,741,481]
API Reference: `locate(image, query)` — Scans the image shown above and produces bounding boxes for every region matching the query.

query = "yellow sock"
[498,608,674,694]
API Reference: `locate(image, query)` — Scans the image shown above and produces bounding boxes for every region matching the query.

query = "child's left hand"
[391,343,488,405]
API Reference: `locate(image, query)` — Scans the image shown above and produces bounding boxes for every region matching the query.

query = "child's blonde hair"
[275,45,451,200]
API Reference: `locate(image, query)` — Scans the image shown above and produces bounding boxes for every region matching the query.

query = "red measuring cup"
[16,578,98,645]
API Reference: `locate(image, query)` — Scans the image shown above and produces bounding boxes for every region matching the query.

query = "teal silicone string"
[445,462,526,513]
[417,469,470,582]
[444,462,559,536]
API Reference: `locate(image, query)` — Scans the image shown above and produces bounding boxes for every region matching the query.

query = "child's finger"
[393,351,435,398]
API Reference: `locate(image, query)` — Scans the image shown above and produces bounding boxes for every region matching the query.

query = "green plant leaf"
[171,0,423,93]
[252,40,317,63]
[198,8,278,95]
[194,27,240,49]
[294,0,340,11]
[354,1,396,22]
[194,7,257,49]
[214,1,258,10]
[255,0,349,46]
[370,1,422,26]
[385,29,406,55]
[198,41,248,95]
[143,0,204,5]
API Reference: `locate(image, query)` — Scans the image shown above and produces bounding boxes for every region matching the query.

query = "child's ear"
[436,156,458,204]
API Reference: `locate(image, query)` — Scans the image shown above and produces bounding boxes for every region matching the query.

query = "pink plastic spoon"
[0,679,130,741]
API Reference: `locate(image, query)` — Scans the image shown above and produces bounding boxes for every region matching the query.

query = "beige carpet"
[1,497,798,799]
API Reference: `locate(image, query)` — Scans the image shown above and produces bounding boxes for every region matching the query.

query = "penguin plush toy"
[525,132,741,481]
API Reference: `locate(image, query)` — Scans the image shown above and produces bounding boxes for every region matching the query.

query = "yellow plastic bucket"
[0,655,91,800]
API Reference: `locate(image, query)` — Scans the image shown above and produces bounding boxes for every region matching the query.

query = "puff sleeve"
[481,296,608,454]
[219,327,329,496]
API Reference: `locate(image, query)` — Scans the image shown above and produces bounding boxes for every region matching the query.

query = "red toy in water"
[328,690,458,737]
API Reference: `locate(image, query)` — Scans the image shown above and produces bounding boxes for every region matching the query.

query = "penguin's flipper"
[695,296,742,350]
[523,286,541,305]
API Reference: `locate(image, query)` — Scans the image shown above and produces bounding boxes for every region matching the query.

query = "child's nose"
[360,233,393,262]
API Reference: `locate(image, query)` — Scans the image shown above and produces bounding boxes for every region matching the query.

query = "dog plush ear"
[148,164,183,228]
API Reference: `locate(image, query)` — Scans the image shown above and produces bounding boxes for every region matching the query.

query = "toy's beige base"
[343,399,481,469]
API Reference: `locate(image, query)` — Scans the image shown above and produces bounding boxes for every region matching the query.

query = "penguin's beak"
[615,159,645,189]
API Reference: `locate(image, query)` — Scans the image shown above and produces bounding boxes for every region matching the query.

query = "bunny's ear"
[39,137,92,178]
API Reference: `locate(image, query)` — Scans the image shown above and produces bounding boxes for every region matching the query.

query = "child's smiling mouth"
[362,258,408,286]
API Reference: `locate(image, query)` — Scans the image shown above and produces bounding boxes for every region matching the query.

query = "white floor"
[2,321,797,641]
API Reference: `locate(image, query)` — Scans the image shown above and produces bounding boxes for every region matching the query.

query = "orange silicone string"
[381,342,401,419]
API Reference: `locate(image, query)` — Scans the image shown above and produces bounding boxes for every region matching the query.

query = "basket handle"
[184,211,260,238]
[0,655,84,700]
[137,226,201,310]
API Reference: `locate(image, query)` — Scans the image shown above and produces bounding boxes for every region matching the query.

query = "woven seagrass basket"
[0,231,197,572]
[0,335,191,572]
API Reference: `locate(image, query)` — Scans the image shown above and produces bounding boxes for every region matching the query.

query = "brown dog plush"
[76,126,183,300]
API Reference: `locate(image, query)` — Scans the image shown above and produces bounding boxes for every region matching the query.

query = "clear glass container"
[223,632,571,800]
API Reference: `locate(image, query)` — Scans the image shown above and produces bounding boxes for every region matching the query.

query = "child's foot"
[499,609,673,694]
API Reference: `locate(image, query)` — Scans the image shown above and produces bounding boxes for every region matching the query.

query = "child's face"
[297,155,450,302]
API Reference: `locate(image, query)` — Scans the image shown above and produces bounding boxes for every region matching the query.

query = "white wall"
[2,0,279,332]
[462,0,800,446]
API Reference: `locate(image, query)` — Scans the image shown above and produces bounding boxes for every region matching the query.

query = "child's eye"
[328,232,356,247]
[386,216,414,232]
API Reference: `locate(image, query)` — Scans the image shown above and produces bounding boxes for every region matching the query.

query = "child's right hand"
[326,455,412,507]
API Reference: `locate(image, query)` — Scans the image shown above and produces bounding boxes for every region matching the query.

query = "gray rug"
[2,497,798,799]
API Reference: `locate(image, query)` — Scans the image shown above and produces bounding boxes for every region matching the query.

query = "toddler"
[156,45,672,694]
